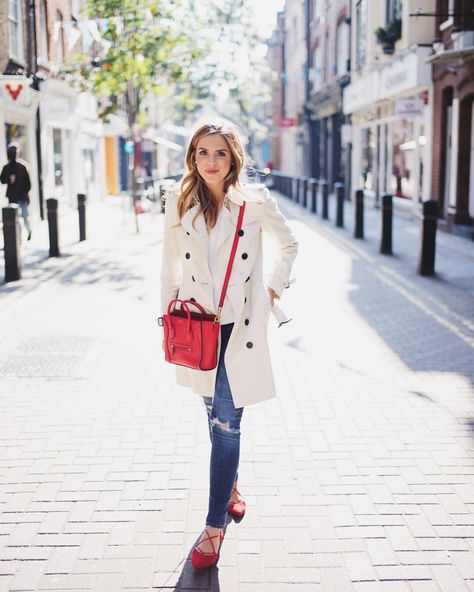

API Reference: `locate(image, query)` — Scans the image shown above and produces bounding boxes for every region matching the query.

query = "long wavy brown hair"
[177,120,245,229]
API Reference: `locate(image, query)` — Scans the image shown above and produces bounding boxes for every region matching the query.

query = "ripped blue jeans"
[202,323,244,528]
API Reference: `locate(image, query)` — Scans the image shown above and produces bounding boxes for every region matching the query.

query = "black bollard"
[46,198,60,257]
[334,182,344,228]
[77,193,86,242]
[380,193,393,255]
[2,205,21,282]
[320,180,329,219]
[302,177,308,208]
[418,200,438,276]
[309,178,318,213]
[354,189,364,239]
[295,177,301,204]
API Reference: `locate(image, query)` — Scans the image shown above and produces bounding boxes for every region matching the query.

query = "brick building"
[306,0,351,187]
[428,0,474,235]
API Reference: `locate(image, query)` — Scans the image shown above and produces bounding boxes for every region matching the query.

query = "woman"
[160,120,297,569]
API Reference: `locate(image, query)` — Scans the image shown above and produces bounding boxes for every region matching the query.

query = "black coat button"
[192,275,195,282]
[186,231,190,235]
[246,341,253,348]
[241,252,248,260]
[244,297,247,303]
[238,229,244,237]
[245,276,250,282]
[190,297,196,302]
[244,319,249,326]
[185,252,190,259]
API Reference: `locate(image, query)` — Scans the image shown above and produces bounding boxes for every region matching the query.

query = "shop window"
[391,119,415,199]
[53,129,63,189]
[5,123,27,158]
[8,0,24,60]
[360,126,374,191]
[356,0,367,71]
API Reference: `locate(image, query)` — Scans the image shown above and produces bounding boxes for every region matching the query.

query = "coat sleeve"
[260,187,298,298]
[160,190,183,314]
[0,165,7,185]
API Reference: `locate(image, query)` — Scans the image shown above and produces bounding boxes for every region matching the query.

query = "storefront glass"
[360,126,374,190]
[5,122,27,156]
[391,118,415,199]
[53,128,63,190]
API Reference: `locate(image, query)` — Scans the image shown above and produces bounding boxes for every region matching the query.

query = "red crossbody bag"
[158,201,246,371]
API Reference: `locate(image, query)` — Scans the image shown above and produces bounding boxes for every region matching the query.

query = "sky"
[250,0,286,39]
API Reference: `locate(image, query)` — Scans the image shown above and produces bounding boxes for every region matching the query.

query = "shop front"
[0,76,40,217]
[343,46,432,210]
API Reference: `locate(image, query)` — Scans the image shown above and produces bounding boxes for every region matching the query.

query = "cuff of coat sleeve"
[267,275,290,299]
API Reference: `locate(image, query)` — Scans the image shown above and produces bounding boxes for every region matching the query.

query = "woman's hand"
[267,287,279,307]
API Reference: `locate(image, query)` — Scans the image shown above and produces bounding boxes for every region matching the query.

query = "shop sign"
[0,76,31,107]
[342,70,380,114]
[395,99,424,117]
[280,116,298,128]
[41,97,71,121]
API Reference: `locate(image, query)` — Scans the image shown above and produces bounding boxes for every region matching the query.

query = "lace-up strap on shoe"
[195,529,222,555]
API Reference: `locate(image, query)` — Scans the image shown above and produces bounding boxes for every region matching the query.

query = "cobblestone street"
[1,192,473,591]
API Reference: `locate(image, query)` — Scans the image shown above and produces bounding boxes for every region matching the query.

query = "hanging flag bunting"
[66,24,82,51]
[87,20,102,42]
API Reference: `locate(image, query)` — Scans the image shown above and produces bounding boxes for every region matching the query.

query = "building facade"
[0,0,107,224]
[343,0,434,209]
[307,0,351,187]
[428,0,474,233]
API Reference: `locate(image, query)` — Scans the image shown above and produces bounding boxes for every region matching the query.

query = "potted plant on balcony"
[374,18,402,55]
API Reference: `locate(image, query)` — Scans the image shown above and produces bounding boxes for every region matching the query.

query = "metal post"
[309,178,318,213]
[334,182,344,227]
[380,193,393,255]
[302,177,308,208]
[2,205,21,282]
[295,177,301,204]
[418,200,438,276]
[77,193,86,242]
[289,176,294,201]
[320,180,329,219]
[46,198,60,257]
[354,189,364,239]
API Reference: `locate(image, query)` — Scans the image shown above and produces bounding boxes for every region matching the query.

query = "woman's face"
[194,134,233,189]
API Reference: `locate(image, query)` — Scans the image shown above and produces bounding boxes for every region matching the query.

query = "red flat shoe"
[228,487,246,517]
[191,528,223,569]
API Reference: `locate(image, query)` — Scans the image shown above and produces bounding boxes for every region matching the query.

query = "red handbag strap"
[215,201,246,321]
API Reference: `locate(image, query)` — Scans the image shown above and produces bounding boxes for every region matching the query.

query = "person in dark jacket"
[1,143,32,240]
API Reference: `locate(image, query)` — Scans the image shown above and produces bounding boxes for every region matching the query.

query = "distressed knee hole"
[210,417,240,434]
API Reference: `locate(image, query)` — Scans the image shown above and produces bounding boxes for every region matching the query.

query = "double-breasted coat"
[160,183,298,407]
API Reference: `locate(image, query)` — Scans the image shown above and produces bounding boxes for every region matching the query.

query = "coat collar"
[179,183,264,258]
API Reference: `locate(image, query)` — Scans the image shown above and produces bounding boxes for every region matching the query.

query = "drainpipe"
[27,0,45,219]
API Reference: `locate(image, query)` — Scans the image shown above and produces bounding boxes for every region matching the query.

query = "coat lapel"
[180,203,209,260]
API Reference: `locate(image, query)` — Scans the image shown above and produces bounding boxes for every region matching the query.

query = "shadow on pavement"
[349,257,474,390]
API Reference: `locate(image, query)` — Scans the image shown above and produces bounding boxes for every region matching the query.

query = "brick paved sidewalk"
[0,193,473,591]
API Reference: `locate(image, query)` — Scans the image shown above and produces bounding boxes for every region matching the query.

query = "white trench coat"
[160,183,298,407]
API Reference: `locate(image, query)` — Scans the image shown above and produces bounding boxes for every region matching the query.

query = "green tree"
[64,0,207,230]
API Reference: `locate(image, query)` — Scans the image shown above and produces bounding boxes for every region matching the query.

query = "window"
[386,0,402,24]
[55,10,65,64]
[39,0,48,60]
[336,20,349,76]
[313,45,322,92]
[356,0,367,70]
[8,0,23,60]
